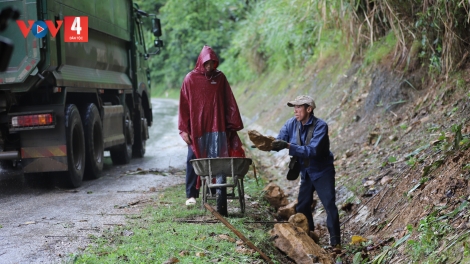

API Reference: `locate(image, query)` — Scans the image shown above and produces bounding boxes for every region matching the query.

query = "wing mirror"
[154,39,163,48]
[147,16,163,56]
[152,18,162,37]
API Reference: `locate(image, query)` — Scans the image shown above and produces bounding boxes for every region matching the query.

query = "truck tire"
[56,104,85,188]
[216,175,228,216]
[132,102,146,158]
[81,104,104,179]
[110,107,133,165]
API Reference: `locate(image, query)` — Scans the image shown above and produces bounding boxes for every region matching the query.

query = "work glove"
[271,140,288,151]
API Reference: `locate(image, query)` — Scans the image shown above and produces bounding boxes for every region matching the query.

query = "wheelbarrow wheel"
[216,175,228,216]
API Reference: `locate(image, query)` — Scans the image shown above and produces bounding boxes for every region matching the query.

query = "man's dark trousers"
[186,146,199,198]
[296,172,341,246]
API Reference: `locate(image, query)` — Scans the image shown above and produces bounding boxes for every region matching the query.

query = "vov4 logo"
[16,16,88,42]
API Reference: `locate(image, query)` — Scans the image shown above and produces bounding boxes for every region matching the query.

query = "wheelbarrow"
[190,157,252,216]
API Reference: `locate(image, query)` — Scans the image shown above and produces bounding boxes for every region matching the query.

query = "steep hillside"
[234,45,470,262]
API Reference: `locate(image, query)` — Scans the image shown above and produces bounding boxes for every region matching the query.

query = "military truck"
[0,0,162,187]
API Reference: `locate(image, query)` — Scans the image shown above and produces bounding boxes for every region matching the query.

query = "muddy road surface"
[0,98,187,264]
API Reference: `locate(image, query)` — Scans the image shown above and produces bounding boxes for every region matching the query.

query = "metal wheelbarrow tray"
[190,158,252,215]
[190,157,252,176]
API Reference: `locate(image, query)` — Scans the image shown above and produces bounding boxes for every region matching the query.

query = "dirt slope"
[235,54,470,262]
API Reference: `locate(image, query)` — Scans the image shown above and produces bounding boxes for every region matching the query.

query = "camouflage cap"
[287,95,316,109]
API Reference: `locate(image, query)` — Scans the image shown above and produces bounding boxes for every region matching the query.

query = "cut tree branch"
[204,203,273,264]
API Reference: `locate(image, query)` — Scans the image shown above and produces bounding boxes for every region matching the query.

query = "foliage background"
[136,0,470,97]
[135,0,249,96]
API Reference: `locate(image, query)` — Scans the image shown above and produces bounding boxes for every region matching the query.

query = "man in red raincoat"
[178,45,245,206]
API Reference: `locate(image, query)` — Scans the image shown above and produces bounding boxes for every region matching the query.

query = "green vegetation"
[71,177,281,263]
[135,0,470,97]
[367,200,470,264]
[406,212,453,262]
[362,32,397,68]
[222,0,348,83]
[406,156,417,167]
[370,234,411,264]
[135,0,248,96]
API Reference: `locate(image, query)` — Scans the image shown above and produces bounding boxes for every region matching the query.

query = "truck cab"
[0,0,162,188]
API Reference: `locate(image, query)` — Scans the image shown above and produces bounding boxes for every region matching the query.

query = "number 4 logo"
[64,16,88,42]
[71,17,82,35]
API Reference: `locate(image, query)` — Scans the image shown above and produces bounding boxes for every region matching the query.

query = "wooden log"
[204,203,273,264]
[244,221,289,224]
[175,219,218,224]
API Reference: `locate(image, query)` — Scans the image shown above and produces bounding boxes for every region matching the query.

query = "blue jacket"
[277,115,335,181]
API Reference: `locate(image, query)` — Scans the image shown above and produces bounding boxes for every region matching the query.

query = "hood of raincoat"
[193,45,220,76]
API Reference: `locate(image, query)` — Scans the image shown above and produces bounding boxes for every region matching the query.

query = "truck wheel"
[56,104,85,188]
[81,104,103,179]
[132,103,146,158]
[110,107,133,165]
[216,175,228,216]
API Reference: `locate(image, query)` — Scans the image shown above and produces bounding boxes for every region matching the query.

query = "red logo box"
[64,16,88,42]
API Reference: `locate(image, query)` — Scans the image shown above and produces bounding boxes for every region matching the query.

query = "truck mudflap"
[22,145,68,172]
[21,144,69,173]
[22,156,68,173]
[21,145,67,158]
[17,104,68,173]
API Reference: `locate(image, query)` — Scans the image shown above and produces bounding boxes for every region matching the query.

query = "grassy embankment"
[71,176,291,263]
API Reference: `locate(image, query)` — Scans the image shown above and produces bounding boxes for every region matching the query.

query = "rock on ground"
[288,213,309,234]
[278,200,298,220]
[263,183,289,210]
[270,223,332,264]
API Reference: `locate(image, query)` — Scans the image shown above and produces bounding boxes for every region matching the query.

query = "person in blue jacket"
[271,95,341,247]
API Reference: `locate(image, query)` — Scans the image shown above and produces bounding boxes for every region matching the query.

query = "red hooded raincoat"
[178,46,245,159]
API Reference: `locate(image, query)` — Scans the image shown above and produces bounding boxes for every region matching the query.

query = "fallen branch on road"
[243,221,288,224]
[175,219,288,224]
[128,199,142,205]
[175,219,218,224]
[45,235,88,238]
[86,213,140,216]
[204,203,274,264]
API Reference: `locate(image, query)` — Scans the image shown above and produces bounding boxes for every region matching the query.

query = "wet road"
[0,98,187,264]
